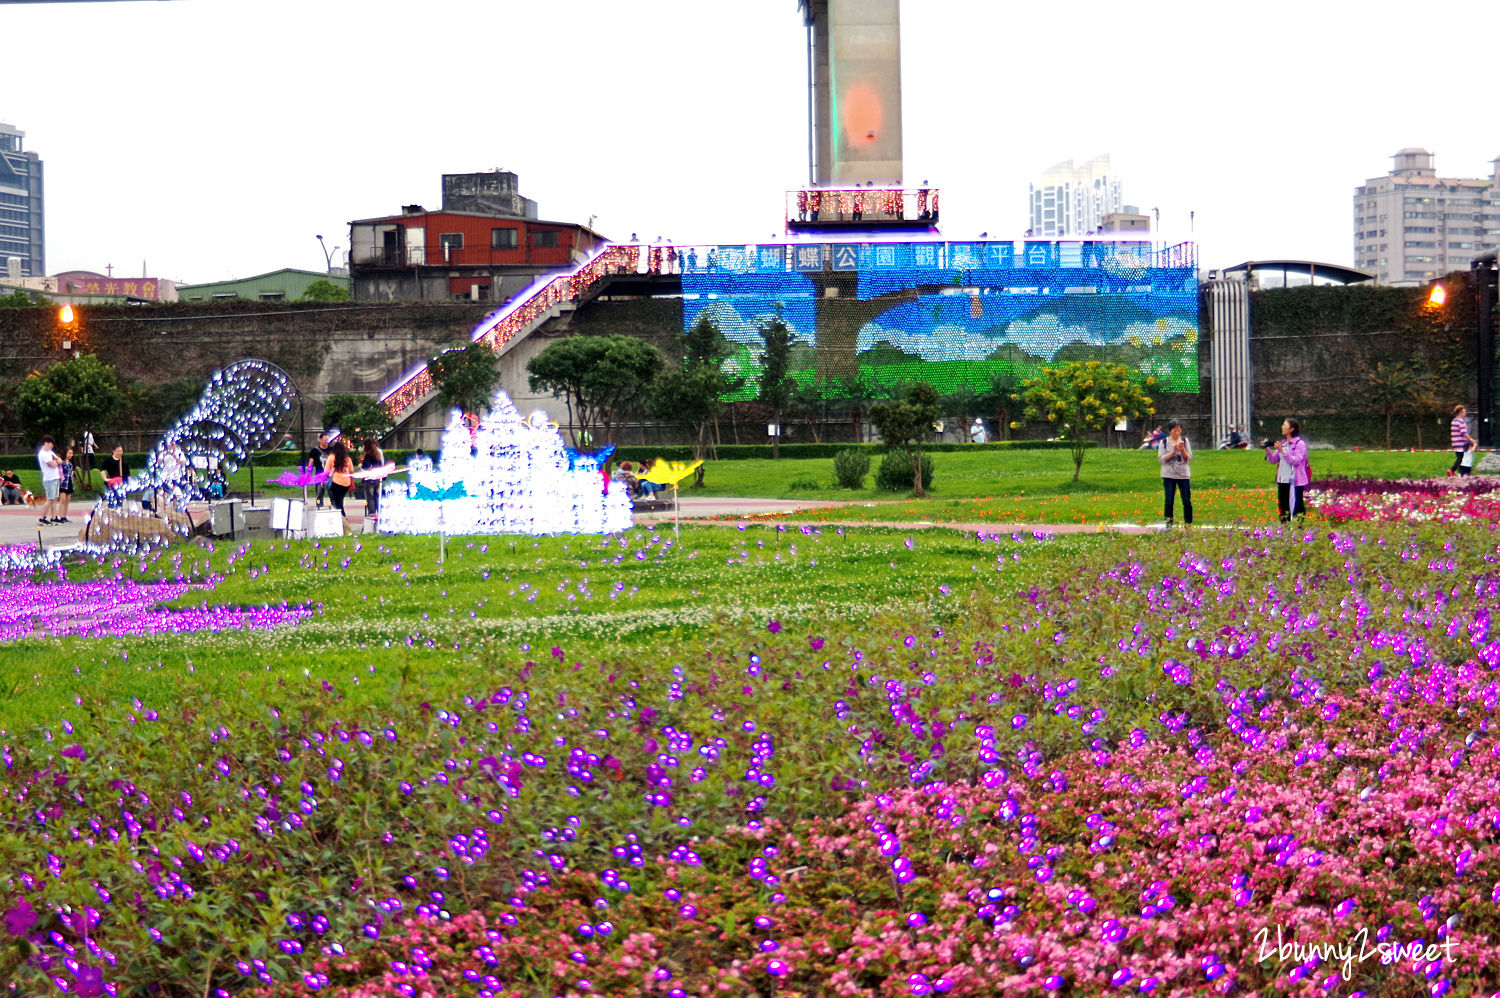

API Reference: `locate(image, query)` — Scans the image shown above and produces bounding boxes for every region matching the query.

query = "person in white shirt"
[36,435,63,524]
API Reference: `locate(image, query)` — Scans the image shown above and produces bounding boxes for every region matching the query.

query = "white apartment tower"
[1353,149,1500,285]
[1028,155,1123,237]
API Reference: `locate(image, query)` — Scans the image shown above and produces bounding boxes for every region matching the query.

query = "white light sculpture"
[82,359,297,552]
[376,388,631,537]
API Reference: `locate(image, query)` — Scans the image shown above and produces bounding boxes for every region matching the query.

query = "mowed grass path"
[0,525,1092,731]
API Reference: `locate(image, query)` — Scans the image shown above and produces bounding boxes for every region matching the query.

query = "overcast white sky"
[4,0,1497,283]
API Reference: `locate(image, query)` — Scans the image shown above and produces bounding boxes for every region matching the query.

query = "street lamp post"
[316,234,335,273]
[1475,251,1500,447]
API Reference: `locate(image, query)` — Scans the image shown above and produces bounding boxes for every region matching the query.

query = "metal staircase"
[379,243,652,422]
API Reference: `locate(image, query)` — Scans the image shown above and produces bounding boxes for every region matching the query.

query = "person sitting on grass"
[0,469,26,505]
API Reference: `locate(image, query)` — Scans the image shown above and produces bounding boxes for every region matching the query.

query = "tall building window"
[491,228,517,249]
[534,231,559,248]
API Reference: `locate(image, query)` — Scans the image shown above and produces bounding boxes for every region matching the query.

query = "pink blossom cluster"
[247,681,1500,996]
[1311,477,1500,524]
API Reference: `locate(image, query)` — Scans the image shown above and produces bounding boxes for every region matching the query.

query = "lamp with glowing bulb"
[56,303,79,352]
[1427,283,1447,308]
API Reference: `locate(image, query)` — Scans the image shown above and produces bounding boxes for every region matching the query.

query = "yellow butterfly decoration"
[638,459,703,486]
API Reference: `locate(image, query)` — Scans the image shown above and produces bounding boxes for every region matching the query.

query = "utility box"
[306,507,344,538]
[270,498,305,537]
[242,506,271,537]
[210,500,244,538]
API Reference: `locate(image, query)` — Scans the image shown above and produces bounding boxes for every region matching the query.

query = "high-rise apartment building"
[1028,155,1122,237]
[1353,148,1500,285]
[0,122,44,278]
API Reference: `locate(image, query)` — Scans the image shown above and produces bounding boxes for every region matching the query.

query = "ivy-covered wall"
[568,297,685,357]
[1246,275,1479,448]
[0,300,491,440]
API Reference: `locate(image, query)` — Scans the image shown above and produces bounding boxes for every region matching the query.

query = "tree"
[1366,361,1420,449]
[322,392,395,441]
[429,340,502,418]
[1407,363,1454,449]
[682,309,734,371]
[834,370,888,444]
[982,369,1024,441]
[650,314,742,484]
[868,381,941,497]
[787,378,834,443]
[941,378,986,442]
[1018,361,1156,481]
[299,279,351,302]
[757,312,795,459]
[0,289,43,308]
[14,353,122,444]
[152,378,207,427]
[528,334,663,447]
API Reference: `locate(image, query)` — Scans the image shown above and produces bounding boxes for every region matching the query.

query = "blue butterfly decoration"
[414,482,468,501]
[565,443,615,472]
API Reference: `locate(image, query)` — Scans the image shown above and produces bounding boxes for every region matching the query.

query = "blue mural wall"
[679,239,1199,394]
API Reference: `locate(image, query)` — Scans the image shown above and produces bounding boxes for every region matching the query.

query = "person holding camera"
[1266,417,1310,523]
[1157,420,1193,526]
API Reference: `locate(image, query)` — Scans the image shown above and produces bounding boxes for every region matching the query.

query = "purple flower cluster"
[0,575,313,642]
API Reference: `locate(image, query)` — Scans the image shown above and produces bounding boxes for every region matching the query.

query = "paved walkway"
[631,496,1172,534]
[631,495,873,521]
[0,502,100,552]
[0,499,370,554]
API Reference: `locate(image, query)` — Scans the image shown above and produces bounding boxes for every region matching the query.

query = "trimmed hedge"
[1,439,1093,472]
[1,447,433,472]
[611,440,1093,463]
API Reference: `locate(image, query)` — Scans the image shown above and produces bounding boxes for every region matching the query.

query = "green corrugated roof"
[177,268,349,301]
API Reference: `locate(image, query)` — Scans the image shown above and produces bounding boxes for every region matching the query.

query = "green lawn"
[0,525,1095,731]
[9,446,1461,526]
[688,446,1453,498]
[678,446,1457,523]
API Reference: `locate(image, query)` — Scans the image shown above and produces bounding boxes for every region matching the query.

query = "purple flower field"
[0,574,315,642]
[4,522,1500,997]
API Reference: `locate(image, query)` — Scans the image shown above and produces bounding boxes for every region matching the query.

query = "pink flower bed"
[1311,477,1500,524]
[251,666,1500,996]
[14,524,1500,998]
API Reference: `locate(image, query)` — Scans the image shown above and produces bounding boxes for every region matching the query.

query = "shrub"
[832,448,870,489]
[875,450,933,492]
[609,440,1090,464]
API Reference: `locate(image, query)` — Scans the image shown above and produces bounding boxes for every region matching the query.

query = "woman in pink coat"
[1266,417,1309,523]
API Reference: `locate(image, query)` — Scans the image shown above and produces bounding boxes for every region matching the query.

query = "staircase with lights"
[379,243,660,425]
